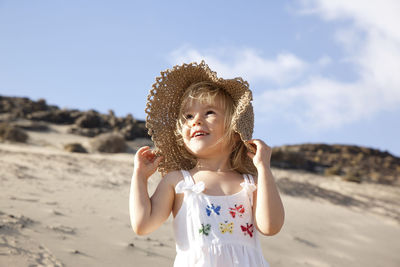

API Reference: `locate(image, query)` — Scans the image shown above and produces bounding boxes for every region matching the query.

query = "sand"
[1,123,399,267]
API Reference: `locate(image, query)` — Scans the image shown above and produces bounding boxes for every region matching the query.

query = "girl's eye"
[185,114,193,120]
[206,110,215,115]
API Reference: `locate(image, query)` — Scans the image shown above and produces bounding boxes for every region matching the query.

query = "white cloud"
[258,0,400,130]
[255,77,378,130]
[169,0,400,131]
[169,46,308,85]
[316,55,332,67]
[334,28,363,52]
[300,0,400,42]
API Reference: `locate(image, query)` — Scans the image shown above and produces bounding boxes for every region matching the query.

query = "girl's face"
[181,96,229,158]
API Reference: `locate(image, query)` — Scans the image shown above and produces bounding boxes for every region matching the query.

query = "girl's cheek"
[210,118,219,124]
[182,125,191,137]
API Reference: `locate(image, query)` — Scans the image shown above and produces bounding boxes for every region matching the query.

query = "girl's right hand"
[133,146,163,180]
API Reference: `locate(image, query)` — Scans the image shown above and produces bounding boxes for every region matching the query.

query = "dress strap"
[247,174,255,184]
[241,173,257,206]
[243,173,255,184]
[180,170,195,185]
[243,173,249,183]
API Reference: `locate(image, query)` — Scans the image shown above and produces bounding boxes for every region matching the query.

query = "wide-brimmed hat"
[145,61,256,175]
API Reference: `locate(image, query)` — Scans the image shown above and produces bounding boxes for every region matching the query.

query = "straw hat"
[145,61,256,175]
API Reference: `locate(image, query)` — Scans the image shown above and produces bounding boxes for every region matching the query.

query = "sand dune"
[1,123,399,266]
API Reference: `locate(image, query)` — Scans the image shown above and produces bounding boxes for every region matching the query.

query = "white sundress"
[173,170,270,267]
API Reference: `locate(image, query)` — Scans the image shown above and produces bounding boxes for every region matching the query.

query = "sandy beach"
[1,123,400,267]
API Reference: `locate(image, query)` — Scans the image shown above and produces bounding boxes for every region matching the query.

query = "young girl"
[130,61,284,266]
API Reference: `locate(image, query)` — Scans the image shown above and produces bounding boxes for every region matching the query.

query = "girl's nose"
[192,114,202,126]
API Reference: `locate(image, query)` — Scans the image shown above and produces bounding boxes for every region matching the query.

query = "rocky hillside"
[1,94,399,186]
[0,95,148,140]
[272,144,400,185]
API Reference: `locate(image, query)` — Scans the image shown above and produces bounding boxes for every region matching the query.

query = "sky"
[1,0,399,157]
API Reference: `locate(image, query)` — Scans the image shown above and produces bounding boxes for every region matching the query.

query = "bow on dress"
[175,180,205,194]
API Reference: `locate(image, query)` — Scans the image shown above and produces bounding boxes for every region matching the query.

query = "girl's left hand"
[246,139,272,169]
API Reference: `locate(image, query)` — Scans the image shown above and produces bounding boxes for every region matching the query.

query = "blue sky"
[1,0,399,157]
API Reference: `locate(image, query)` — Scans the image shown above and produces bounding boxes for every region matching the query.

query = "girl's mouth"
[193,134,208,139]
[191,131,209,138]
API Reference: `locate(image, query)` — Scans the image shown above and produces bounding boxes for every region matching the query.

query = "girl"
[130,61,284,266]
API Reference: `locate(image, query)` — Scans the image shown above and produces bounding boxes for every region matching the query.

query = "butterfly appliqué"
[206,203,221,216]
[219,221,234,234]
[199,223,211,236]
[240,223,254,237]
[229,204,245,218]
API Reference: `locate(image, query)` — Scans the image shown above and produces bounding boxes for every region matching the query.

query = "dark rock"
[10,119,49,132]
[28,109,79,124]
[67,125,108,137]
[121,121,149,140]
[75,110,108,128]
[0,122,29,143]
[64,143,88,153]
[89,132,127,153]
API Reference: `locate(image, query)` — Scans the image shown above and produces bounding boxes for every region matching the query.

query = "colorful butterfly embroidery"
[240,223,254,237]
[199,223,211,236]
[206,203,221,216]
[229,204,245,218]
[219,221,234,234]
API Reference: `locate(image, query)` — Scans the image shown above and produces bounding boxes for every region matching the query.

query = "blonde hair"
[174,81,255,175]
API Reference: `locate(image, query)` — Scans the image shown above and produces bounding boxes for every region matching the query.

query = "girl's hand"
[246,139,272,169]
[133,146,163,180]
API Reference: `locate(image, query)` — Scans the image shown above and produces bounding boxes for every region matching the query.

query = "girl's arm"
[247,140,285,236]
[129,146,175,235]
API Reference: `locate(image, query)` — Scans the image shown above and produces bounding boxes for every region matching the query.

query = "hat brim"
[145,61,256,175]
